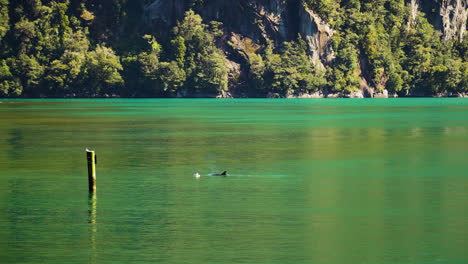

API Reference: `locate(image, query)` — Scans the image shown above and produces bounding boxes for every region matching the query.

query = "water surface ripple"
[1,99,468,264]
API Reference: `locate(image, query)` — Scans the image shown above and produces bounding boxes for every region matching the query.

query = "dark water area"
[1,99,468,264]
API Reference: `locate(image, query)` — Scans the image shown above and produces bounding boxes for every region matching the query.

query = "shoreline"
[2,90,467,100]
[1,95,467,99]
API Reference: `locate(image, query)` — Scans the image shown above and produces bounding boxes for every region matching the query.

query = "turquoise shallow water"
[0,98,468,264]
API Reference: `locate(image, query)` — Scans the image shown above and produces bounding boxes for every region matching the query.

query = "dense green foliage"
[0,0,124,97]
[245,38,327,97]
[306,0,468,95]
[121,10,228,97]
[0,0,466,97]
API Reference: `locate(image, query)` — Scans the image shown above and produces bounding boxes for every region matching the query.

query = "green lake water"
[0,98,468,264]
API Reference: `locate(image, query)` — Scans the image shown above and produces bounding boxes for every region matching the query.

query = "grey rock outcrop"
[345,91,364,98]
[267,92,281,98]
[143,0,335,96]
[286,91,324,98]
[298,5,335,68]
[374,89,389,98]
[144,0,185,26]
[143,0,334,60]
[440,0,467,40]
[416,0,467,41]
[326,93,342,98]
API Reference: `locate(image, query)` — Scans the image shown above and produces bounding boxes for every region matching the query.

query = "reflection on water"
[6,128,27,166]
[0,99,468,264]
[88,192,97,264]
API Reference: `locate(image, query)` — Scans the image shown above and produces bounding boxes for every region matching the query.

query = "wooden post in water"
[86,149,96,192]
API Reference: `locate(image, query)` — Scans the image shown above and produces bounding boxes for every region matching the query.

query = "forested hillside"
[0,0,467,98]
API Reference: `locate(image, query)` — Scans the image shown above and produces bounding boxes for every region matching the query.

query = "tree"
[170,10,228,96]
[1,0,466,98]
[42,30,88,95]
[247,53,265,93]
[0,60,22,97]
[0,0,9,42]
[82,45,123,95]
[193,51,228,94]
[173,10,208,54]
[52,2,71,45]
[258,37,326,96]
[158,61,186,95]
[304,0,341,27]
[14,19,36,53]
[171,36,186,68]
[459,62,468,93]
[12,54,44,96]
[386,71,403,93]
[328,40,359,93]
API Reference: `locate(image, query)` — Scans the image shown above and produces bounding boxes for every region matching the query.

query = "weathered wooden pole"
[86,149,97,192]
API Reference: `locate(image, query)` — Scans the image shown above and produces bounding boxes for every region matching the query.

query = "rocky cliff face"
[143,0,334,64]
[417,0,467,40]
[143,0,466,56]
[142,0,336,95]
[298,6,335,68]
[142,0,466,96]
[440,0,467,40]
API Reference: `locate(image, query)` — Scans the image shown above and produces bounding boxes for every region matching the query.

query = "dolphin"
[210,171,228,176]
